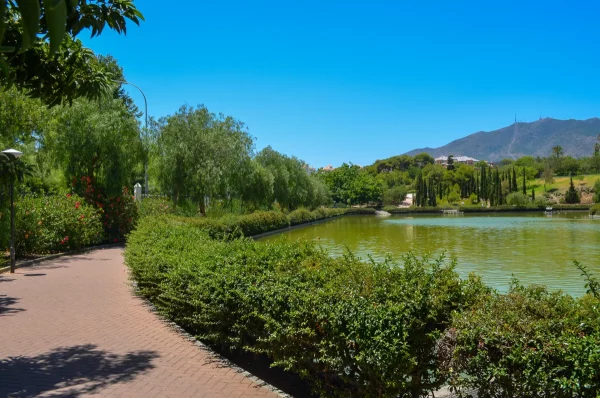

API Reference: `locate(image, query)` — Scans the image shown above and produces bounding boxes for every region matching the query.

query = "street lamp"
[114,80,149,196]
[2,148,23,273]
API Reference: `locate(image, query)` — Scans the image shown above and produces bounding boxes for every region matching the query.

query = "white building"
[434,155,480,167]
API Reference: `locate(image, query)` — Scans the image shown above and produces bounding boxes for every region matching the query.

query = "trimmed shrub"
[179,210,290,239]
[590,203,600,216]
[125,217,483,397]
[345,207,377,215]
[288,207,315,225]
[593,179,600,203]
[15,194,103,255]
[447,282,600,397]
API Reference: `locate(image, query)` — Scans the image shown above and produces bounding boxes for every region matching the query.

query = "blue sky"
[83,1,600,168]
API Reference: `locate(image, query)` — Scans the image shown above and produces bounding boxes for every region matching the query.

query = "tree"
[552,145,564,158]
[542,167,554,191]
[44,94,143,196]
[1,1,144,106]
[594,179,600,203]
[531,187,535,201]
[522,168,526,196]
[383,186,407,206]
[446,155,455,171]
[565,176,580,204]
[156,105,253,213]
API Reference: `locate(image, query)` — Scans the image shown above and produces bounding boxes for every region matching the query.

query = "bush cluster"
[15,194,103,254]
[137,197,174,218]
[72,176,138,242]
[446,282,600,397]
[288,207,315,225]
[125,216,483,397]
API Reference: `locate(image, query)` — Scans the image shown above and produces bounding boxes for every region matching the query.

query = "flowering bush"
[72,176,138,242]
[15,194,103,255]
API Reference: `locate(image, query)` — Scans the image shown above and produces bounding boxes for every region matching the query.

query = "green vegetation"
[125,214,600,397]
[1,0,144,106]
[125,216,482,397]
[448,282,600,397]
[15,193,103,254]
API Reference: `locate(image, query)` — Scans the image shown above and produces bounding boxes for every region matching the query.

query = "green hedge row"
[382,204,592,214]
[125,216,483,397]
[174,207,376,238]
[125,217,600,397]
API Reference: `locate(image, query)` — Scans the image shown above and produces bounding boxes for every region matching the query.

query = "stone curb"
[0,243,123,274]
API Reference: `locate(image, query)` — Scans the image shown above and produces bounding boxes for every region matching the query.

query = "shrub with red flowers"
[15,194,103,255]
[72,176,138,242]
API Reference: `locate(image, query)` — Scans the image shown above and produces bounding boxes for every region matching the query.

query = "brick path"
[0,248,281,398]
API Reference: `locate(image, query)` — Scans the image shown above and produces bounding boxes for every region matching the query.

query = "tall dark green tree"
[565,176,580,204]
[522,168,527,195]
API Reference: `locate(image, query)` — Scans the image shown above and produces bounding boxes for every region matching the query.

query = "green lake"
[260,212,600,296]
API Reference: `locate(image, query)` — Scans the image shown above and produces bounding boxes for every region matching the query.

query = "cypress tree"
[565,176,580,204]
[531,187,535,201]
[512,167,517,192]
[522,168,527,195]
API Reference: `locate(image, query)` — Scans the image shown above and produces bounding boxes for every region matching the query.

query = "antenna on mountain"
[539,113,542,120]
[514,114,517,124]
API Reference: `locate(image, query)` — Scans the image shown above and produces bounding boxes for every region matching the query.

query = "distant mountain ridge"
[404,118,600,162]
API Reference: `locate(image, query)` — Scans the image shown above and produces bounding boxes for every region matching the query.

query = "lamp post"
[115,80,149,196]
[2,148,23,273]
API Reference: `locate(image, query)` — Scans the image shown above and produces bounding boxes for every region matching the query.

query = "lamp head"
[2,149,23,159]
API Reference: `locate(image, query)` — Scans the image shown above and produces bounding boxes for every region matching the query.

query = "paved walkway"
[0,248,281,398]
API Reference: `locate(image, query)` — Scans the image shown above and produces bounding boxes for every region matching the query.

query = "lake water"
[260,212,600,296]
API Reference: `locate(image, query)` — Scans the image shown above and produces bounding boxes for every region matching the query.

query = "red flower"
[75,202,80,209]
[66,194,72,198]
[117,197,120,202]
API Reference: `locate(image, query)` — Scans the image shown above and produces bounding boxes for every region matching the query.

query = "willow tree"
[156,105,254,213]
[44,93,143,196]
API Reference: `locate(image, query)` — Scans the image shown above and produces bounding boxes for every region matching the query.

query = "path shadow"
[0,295,24,316]
[0,344,158,397]
[23,273,46,277]
[0,275,15,283]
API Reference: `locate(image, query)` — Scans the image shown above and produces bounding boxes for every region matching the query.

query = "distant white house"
[322,164,335,171]
[435,155,480,167]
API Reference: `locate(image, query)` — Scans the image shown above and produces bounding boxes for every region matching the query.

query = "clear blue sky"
[83,0,600,168]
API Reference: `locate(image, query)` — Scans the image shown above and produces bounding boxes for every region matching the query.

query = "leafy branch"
[574,260,599,299]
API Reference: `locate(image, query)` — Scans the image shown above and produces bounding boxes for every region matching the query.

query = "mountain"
[404,118,600,162]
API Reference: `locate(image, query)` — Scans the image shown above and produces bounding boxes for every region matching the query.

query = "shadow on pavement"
[0,344,158,397]
[0,295,24,316]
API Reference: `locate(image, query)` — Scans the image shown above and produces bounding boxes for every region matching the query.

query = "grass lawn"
[528,174,600,192]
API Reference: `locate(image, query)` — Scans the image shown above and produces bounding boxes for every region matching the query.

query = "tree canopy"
[0,0,143,106]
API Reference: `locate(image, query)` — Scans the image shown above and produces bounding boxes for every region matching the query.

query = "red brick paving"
[0,248,281,397]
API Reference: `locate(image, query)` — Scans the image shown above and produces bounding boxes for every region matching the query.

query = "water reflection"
[260,212,599,296]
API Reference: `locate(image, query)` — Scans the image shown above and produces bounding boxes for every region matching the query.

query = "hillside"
[405,118,600,162]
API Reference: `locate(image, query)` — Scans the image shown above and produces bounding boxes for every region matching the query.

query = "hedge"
[446,282,600,397]
[383,204,592,214]
[173,208,376,238]
[126,215,600,397]
[125,216,483,397]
